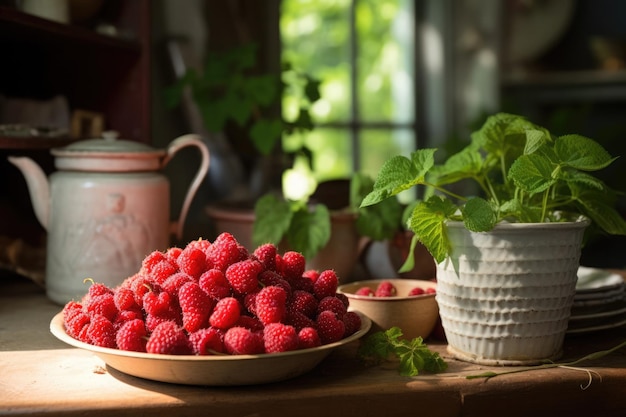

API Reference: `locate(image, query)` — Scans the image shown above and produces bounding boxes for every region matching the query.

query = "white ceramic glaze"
[436,220,588,366]
[9,134,209,304]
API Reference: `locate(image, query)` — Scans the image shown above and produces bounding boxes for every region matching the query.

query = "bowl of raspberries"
[337,279,438,340]
[50,232,371,386]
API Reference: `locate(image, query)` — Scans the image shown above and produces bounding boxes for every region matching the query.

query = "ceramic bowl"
[337,279,439,340]
[50,311,371,386]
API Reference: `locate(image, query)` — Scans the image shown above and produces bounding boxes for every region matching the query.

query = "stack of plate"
[567,266,626,334]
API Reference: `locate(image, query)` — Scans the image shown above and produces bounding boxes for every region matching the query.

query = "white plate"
[50,311,371,386]
[569,306,626,321]
[574,285,625,301]
[567,315,626,334]
[576,266,624,293]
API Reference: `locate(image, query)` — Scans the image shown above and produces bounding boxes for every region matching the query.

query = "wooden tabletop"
[1,273,626,417]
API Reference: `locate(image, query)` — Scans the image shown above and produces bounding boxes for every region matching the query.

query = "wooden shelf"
[0,135,75,150]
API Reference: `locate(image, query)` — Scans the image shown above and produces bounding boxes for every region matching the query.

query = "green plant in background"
[361,112,626,266]
[165,42,321,156]
[253,172,403,260]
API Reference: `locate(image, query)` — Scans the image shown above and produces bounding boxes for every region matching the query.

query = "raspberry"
[375,280,396,297]
[355,287,374,296]
[317,296,347,317]
[165,246,183,263]
[207,232,247,271]
[313,270,338,300]
[179,281,214,333]
[189,327,224,355]
[177,246,206,279]
[225,259,262,295]
[198,269,231,300]
[224,327,264,355]
[316,310,345,344]
[209,297,241,330]
[253,243,278,271]
[146,321,191,355]
[116,318,147,352]
[141,250,168,273]
[335,292,349,308]
[290,275,315,293]
[298,327,322,349]
[65,310,90,339]
[86,293,118,322]
[258,270,292,296]
[161,272,194,297]
[86,314,116,348]
[280,251,306,281]
[114,287,139,311]
[342,311,362,336]
[235,315,264,332]
[425,287,436,295]
[113,308,143,329]
[263,323,299,353]
[285,310,316,331]
[255,285,287,325]
[143,289,173,316]
[242,292,258,316]
[85,280,113,299]
[145,307,181,333]
[288,290,318,318]
[129,274,153,307]
[302,269,320,282]
[62,300,84,324]
[408,287,425,296]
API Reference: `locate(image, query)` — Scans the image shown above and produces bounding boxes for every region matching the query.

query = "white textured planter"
[436,219,589,366]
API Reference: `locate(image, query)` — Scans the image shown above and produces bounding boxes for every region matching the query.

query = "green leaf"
[576,197,626,235]
[508,153,556,194]
[253,194,293,246]
[461,197,497,232]
[408,196,458,263]
[250,119,283,155]
[304,78,322,102]
[360,149,436,208]
[286,204,331,259]
[555,134,617,171]
[244,74,280,107]
[432,146,483,186]
[357,327,447,377]
[524,128,550,155]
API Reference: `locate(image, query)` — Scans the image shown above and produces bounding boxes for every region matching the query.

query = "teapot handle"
[161,134,210,241]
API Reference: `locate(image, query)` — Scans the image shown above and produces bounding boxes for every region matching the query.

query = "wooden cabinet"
[0,1,151,245]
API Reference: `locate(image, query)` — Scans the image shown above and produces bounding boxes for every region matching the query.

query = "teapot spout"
[7,156,50,230]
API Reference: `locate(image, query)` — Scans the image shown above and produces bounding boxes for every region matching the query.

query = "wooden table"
[2,273,626,417]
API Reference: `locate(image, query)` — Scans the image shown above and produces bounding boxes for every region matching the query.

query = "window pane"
[280,0,352,123]
[356,0,415,123]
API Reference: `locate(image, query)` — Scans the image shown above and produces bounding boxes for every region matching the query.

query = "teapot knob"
[102,130,119,141]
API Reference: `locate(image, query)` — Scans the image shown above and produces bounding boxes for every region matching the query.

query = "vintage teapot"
[8,132,210,304]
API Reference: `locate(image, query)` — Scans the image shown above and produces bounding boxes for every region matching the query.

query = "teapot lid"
[51,131,166,172]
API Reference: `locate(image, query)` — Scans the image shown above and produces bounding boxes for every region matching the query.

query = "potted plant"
[360,112,626,365]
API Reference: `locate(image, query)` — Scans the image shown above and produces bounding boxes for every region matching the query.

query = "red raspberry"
[303,269,320,282]
[255,285,287,325]
[86,293,118,322]
[113,308,143,329]
[290,275,315,293]
[145,307,181,333]
[189,327,224,355]
[179,281,215,333]
[313,270,338,300]
[129,274,153,307]
[184,238,212,256]
[225,259,262,295]
[141,250,168,273]
[161,272,194,297]
[335,292,349,308]
[280,251,306,280]
[62,300,84,324]
[253,243,278,271]
[198,268,231,300]
[116,318,147,352]
[317,296,347,317]
[355,287,374,296]
[375,281,396,297]
[207,232,247,271]
[242,292,258,316]
[141,252,179,285]
[258,270,292,296]
[143,289,173,316]
[285,310,316,331]
[85,280,113,299]
[223,327,264,355]
[342,311,362,336]
[114,287,139,311]
[65,310,90,339]
[165,246,183,263]
[316,310,345,344]
[235,315,264,332]
[408,287,425,296]
[177,246,207,279]
[263,323,299,353]
[288,290,318,318]
[298,327,321,349]
[209,297,241,330]
[146,321,192,355]
[425,287,436,295]
[86,314,116,348]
